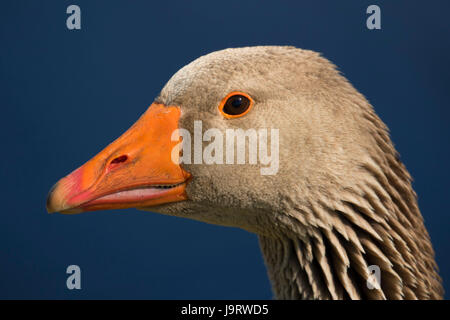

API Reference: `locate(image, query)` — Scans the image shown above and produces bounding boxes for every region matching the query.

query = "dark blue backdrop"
[1,0,449,299]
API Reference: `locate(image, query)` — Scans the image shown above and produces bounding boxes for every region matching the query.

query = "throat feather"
[259,183,443,299]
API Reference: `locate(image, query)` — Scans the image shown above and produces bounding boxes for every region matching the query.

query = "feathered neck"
[259,197,442,299]
[258,113,443,300]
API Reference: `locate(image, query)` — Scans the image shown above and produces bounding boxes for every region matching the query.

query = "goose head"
[46,46,443,299]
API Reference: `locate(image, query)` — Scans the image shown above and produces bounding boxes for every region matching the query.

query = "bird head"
[46,46,397,234]
[46,46,444,299]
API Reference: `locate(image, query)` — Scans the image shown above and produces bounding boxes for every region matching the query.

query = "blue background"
[1,0,449,299]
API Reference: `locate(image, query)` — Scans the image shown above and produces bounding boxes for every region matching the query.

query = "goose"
[46,46,443,299]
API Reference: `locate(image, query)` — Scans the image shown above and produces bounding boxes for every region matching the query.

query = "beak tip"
[46,204,56,214]
[46,182,59,214]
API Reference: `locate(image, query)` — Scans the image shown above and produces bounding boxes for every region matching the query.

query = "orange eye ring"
[218,91,254,119]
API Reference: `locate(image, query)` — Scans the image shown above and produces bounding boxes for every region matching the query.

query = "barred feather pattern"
[259,107,443,300]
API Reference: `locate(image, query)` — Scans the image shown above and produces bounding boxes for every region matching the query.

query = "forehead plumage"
[156,46,341,106]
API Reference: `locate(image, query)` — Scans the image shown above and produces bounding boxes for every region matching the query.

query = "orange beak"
[46,103,190,214]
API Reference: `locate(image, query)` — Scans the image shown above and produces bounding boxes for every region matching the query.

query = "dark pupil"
[223,95,249,115]
[231,96,243,108]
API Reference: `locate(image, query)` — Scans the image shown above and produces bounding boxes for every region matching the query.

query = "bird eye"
[219,92,254,118]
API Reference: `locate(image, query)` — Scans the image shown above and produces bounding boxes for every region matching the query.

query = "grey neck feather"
[258,157,444,299]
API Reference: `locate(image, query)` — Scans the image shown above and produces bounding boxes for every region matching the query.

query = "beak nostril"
[110,155,128,165]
